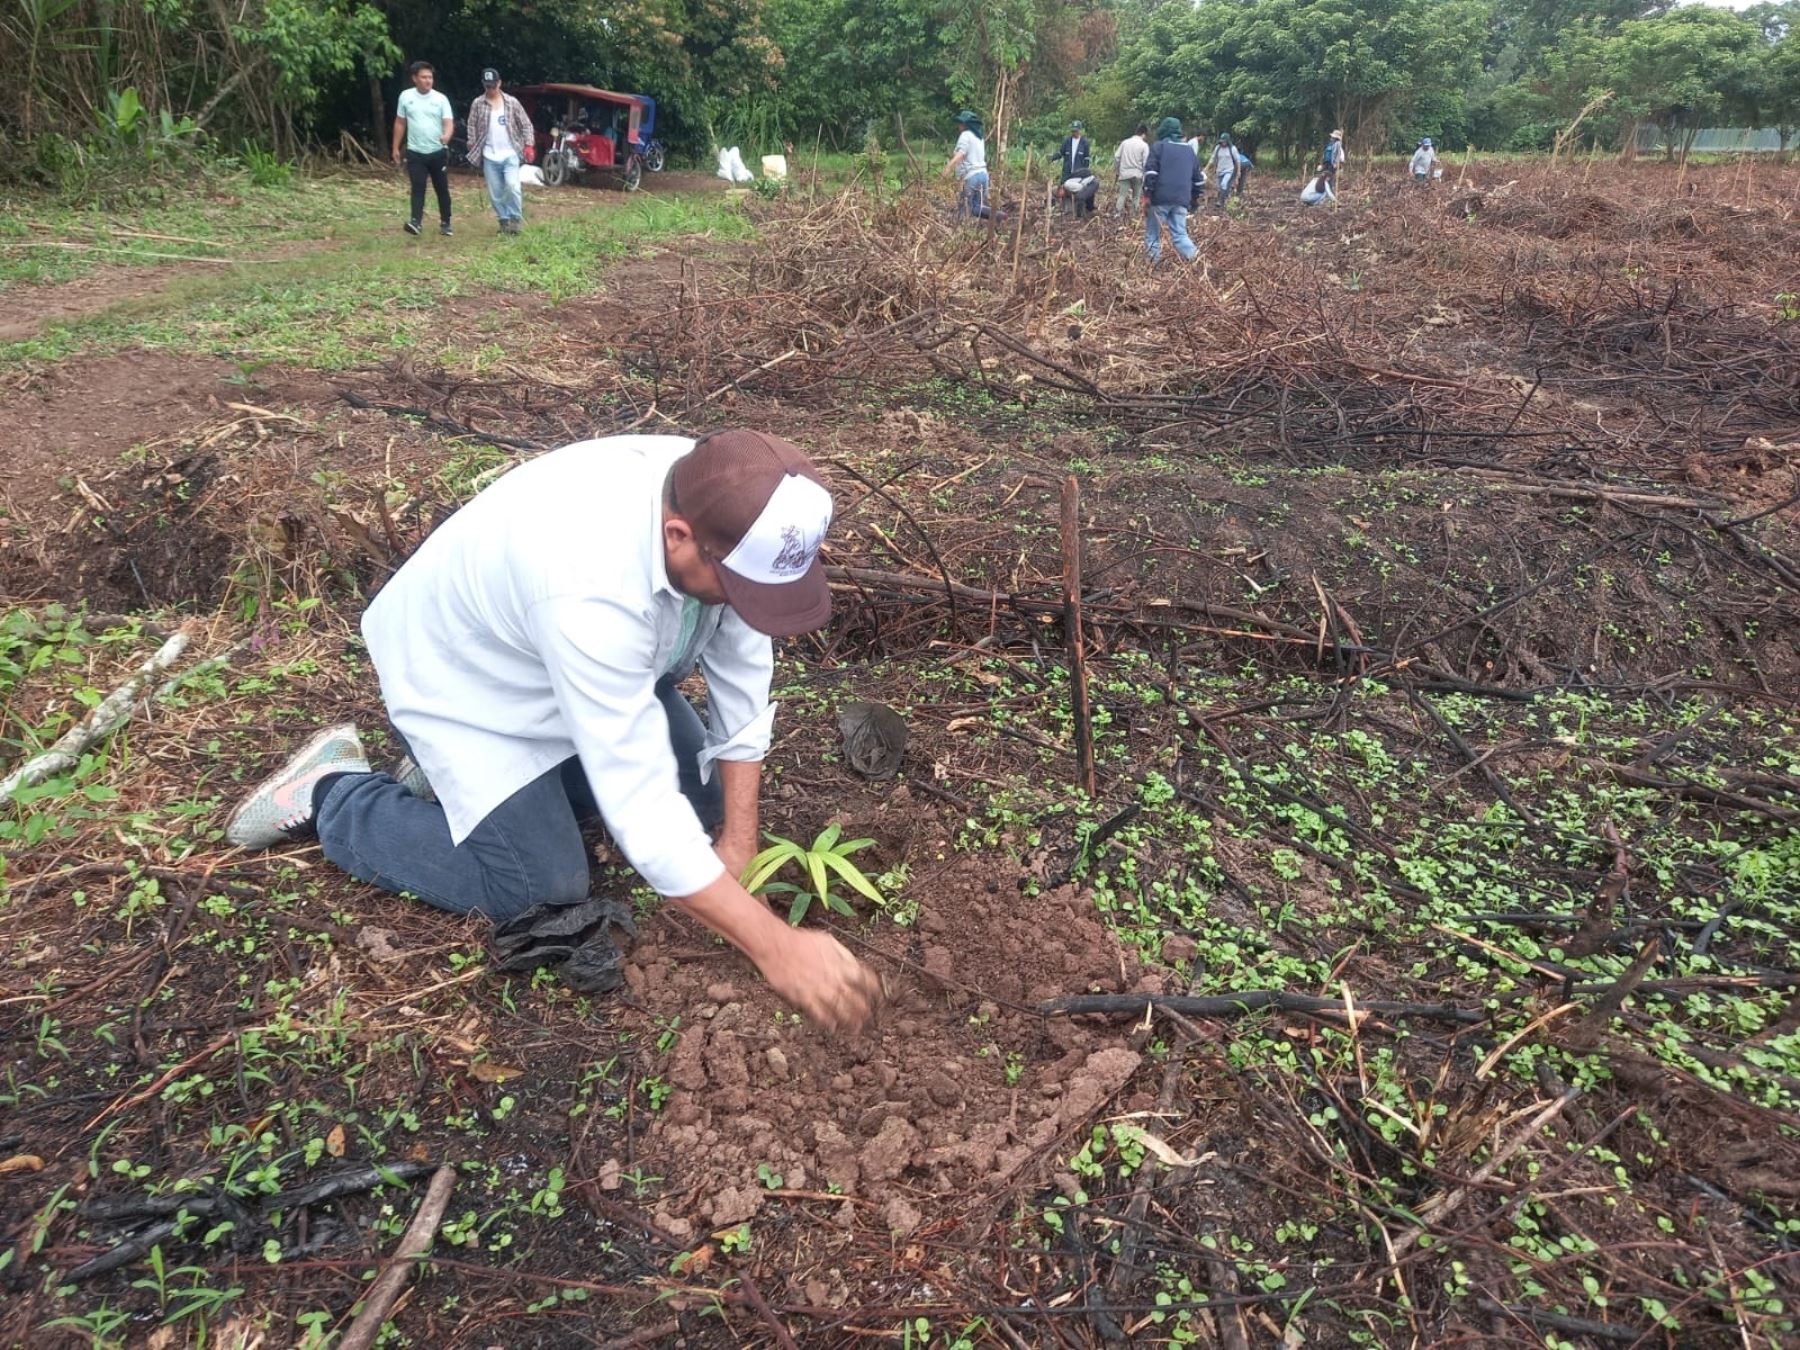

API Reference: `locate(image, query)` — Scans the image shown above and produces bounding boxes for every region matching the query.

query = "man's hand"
[756,927,884,1034]
[673,868,882,1034]
[392,147,402,165]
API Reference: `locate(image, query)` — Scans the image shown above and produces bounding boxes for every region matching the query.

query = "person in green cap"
[1059,120,1092,182]
[943,109,990,218]
[1141,116,1203,263]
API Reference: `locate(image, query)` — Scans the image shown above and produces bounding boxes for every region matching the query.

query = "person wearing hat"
[393,60,454,236]
[1058,120,1092,187]
[223,430,883,1033]
[467,68,532,234]
[1321,128,1346,194]
[1141,116,1204,263]
[943,110,990,218]
[1409,137,1436,185]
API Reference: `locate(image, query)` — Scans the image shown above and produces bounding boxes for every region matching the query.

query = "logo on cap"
[770,525,812,575]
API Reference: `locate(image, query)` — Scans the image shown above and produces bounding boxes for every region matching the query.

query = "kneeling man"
[226,430,881,1032]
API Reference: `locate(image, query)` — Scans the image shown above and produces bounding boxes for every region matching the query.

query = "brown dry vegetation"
[3,160,1799,1348]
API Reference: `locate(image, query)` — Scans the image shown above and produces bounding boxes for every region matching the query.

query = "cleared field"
[3,160,1798,1347]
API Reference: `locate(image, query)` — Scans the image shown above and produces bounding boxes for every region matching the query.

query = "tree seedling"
[742,822,884,924]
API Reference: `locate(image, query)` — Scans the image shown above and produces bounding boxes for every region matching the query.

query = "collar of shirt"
[648,467,681,602]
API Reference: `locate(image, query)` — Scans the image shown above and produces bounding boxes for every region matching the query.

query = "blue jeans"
[482,153,523,223]
[316,677,723,922]
[960,171,990,218]
[1145,204,1196,262]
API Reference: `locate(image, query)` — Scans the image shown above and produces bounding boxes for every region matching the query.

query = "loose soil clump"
[619,862,1161,1240]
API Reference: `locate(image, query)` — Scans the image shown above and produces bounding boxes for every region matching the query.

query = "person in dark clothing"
[1059,121,1092,182]
[1141,117,1203,262]
[1321,129,1345,192]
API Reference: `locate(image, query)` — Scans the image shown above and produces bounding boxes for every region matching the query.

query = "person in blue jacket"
[1141,117,1203,263]
[1059,120,1092,181]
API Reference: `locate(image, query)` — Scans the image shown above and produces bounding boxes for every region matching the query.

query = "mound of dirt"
[616,867,1167,1240]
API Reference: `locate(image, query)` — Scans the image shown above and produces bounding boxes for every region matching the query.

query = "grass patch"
[1,177,754,369]
[0,174,378,289]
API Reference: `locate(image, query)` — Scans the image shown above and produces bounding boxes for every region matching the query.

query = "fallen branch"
[337,1164,457,1350]
[0,628,193,808]
[1037,991,1486,1024]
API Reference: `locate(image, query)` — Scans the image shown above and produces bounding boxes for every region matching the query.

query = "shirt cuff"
[697,701,776,783]
[639,846,726,898]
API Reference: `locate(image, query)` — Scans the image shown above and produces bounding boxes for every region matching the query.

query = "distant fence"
[1633,126,1786,154]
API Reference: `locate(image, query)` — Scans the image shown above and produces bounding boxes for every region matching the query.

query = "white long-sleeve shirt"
[361,436,776,898]
[1113,134,1148,178]
[1410,147,1436,176]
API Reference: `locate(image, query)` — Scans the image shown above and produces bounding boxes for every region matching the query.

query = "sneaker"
[392,752,436,802]
[226,723,370,849]
[439,221,454,237]
[404,219,422,236]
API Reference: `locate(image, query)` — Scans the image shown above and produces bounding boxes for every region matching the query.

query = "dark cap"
[482,67,500,85]
[671,430,833,636]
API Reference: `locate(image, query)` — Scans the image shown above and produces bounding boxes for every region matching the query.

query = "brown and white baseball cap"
[671,429,833,636]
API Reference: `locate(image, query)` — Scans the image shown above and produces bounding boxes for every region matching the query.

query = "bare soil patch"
[0,266,223,344]
[621,858,1160,1243]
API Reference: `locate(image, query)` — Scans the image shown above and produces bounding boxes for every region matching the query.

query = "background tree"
[1120,0,1488,162]
[1601,8,1766,160]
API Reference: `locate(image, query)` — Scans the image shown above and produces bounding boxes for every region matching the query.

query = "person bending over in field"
[1410,137,1437,185]
[1300,170,1337,206]
[223,430,883,1034]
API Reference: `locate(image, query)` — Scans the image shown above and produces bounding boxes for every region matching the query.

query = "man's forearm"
[393,120,405,155]
[673,869,784,962]
[715,758,762,863]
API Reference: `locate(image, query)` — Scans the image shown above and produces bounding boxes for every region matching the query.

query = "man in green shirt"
[393,60,455,237]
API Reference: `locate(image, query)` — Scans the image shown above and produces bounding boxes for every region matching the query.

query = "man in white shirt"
[1409,137,1437,185]
[392,60,455,237]
[1112,125,1148,217]
[942,109,989,218]
[224,430,883,1032]
[1208,133,1245,210]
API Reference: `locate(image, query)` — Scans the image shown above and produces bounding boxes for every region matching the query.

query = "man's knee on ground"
[477,838,592,923]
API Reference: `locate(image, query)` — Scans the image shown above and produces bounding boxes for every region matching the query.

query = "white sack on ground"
[716,146,754,183]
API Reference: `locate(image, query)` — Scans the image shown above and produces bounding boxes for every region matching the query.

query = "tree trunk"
[892,110,920,182]
[369,72,385,142]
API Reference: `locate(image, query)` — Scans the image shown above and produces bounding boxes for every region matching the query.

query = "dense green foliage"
[3,0,1798,188]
